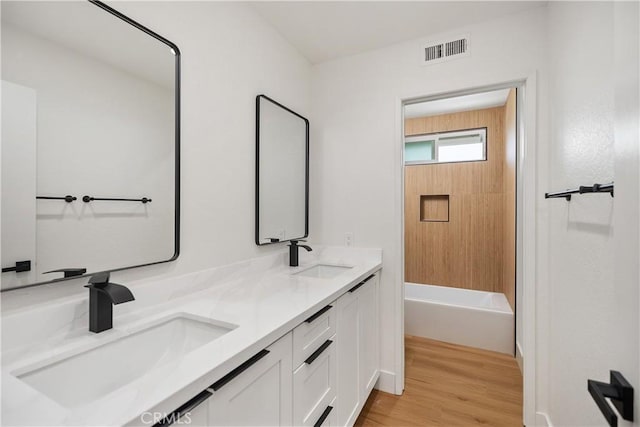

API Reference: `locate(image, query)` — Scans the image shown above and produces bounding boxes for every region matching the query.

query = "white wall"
[309,6,549,399]
[1,2,310,301]
[545,2,639,426]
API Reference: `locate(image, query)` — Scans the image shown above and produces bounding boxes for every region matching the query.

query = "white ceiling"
[404,88,511,118]
[250,1,547,64]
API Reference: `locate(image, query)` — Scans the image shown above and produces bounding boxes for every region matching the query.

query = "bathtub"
[404,283,514,354]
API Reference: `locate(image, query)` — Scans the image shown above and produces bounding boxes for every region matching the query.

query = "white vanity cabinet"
[157,270,380,427]
[336,273,380,427]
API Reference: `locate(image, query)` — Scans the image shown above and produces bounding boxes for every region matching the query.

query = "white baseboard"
[375,370,398,395]
[516,342,524,374]
[535,412,553,427]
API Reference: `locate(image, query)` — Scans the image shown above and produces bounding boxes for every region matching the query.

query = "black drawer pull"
[313,405,334,427]
[362,274,375,283]
[348,281,364,293]
[154,389,212,426]
[305,340,333,365]
[305,305,332,323]
[348,274,376,293]
[211,349,270,391]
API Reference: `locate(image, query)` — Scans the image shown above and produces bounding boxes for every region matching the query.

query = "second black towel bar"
[545,182,614,201]
[82,196,152,204]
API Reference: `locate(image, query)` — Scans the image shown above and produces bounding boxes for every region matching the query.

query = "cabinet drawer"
[293,334,337,426]
[293,303,335,367]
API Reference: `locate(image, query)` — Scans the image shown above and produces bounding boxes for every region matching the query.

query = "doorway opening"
[359,86,524,426]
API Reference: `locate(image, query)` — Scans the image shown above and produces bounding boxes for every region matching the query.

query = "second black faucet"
[288,240,312,267]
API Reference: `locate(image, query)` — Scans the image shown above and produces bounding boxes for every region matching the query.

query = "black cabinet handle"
[211,349,270,391]
[154,389,212,427]
[348,274,375,293]
[362,274,375,283]
[348,281,365,293]
[588,370,634,427]
[305,305,332,323]
[313,405,334,427]
[305,340,333,365]
[2,260,31,273]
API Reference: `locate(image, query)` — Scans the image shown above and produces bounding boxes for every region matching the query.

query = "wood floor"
[355,336,523,426]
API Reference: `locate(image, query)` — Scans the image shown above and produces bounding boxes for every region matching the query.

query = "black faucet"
[288,240,312,267]
[84,272,135,333]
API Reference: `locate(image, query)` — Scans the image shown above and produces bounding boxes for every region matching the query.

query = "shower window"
[404,127,487,165]
[405,139,435,162]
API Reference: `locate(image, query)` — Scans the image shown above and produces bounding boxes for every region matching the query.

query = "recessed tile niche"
[420,195,449,222]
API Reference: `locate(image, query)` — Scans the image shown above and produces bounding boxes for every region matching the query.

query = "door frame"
[393,72,538,426]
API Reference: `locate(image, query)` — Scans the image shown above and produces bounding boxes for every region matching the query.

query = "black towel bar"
[545,182,614,201]
[36,195,76,203]
[82,196,152,204]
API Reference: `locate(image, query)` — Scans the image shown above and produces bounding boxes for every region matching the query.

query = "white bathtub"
[404,283,514,354]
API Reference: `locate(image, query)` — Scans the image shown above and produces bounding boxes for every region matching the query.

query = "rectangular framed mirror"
[1,1,180,290]
[255,95,309,245]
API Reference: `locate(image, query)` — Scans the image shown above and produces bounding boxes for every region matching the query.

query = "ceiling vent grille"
[425,44,444,62]
[422,35,470,65]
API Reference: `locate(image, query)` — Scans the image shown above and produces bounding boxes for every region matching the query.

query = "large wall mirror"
[255,95,309,245]
[1,1,180,290]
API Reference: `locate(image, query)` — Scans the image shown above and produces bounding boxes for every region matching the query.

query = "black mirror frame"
[2,0,181,291]
[255,94,309,246]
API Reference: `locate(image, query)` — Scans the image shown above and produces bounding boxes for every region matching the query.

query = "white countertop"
[1,246,382,426]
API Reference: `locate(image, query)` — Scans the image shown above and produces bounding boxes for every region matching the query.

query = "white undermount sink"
[17,315,236,408]
[295,264,353,279]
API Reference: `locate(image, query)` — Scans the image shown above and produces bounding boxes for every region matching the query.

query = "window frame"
[404,127,487,165]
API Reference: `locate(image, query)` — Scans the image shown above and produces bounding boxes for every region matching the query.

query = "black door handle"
[588,370,634,427]
[2,260,31,273]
